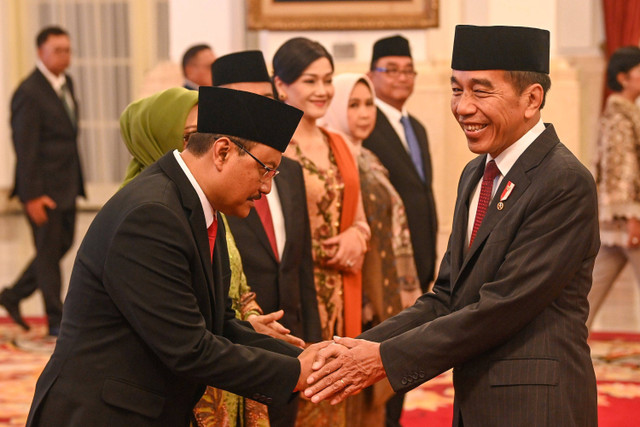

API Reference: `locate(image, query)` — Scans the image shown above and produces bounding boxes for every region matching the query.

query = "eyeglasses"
[373,67,417,78]
[232,140,280,180]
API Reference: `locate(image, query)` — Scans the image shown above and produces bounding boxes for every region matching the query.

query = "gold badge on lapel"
[497,181,515,210]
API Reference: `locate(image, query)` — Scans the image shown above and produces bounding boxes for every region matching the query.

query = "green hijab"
[120,87,199,187]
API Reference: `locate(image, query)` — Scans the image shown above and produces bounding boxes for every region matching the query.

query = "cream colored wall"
[0,0,607,221]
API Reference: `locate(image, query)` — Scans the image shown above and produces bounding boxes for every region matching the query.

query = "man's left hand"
[304,336,386,405]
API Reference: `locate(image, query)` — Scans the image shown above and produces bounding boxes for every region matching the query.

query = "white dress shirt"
[174,150,215,228]
[466,119,546,246]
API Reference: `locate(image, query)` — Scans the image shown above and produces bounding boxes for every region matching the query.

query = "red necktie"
[254,196,279,262]
[208,216,218,262]
[470,160,500,247]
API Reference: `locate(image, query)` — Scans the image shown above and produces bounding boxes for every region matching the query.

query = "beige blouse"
[595,93,640,246]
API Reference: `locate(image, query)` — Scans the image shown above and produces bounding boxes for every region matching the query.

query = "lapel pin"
[497,181,515,211]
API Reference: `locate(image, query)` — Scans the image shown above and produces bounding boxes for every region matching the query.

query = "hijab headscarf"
[322,73,375,141]
[120,87,198,186]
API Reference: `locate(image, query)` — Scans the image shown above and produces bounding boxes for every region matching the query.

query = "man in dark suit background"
[182,44,216,90]
[364,35,437,295]
[213,50,321,427]
[26,87,326,426]
[0,26,84,337]
[305,25,599,427]
[363,34,437,426]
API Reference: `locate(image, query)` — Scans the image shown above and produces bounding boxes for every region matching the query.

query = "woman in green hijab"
[119,87,303,427]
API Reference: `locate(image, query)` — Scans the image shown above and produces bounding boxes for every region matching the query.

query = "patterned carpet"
[1,319,638,427]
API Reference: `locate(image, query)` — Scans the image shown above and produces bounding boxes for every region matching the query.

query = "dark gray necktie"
[60,82,76,127]
[400,115,425,182]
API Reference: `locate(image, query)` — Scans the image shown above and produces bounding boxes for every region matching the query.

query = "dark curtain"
[602,0,640,102]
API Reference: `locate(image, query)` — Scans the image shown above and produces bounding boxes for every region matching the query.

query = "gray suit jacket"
[360,125,598,426]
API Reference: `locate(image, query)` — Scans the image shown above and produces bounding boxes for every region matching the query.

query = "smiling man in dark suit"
[305,25,599,427]
[0,26,84,337]
[25,87,325,426]
[213,50,321,427]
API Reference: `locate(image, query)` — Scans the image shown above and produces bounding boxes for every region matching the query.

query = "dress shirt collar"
[487,118,545,175]
[375,98,411,150]
[36,59,67,93]
[173,150,215,227]
[375,98,408,124]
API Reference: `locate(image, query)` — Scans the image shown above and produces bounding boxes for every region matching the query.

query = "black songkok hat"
[451,25,550,74]
[197,86,302,153]
[212,50,271,86]
[371,35,412,68]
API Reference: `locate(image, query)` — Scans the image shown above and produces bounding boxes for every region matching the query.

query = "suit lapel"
[376,109,426,184]
[246,208,277,261]
[450,156,485,281]
[274,160,298,263]
[157,153,217,322]
[455,125,560,289]
[34,69,77,132]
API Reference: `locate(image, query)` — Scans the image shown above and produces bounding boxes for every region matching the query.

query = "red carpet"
[1,318,638,426]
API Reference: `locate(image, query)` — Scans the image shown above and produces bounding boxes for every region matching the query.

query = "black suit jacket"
[27,153,301,427]
[360,125,598,426]
[11,68,84,209]
[363,108,437,290]
[226,158,321,342]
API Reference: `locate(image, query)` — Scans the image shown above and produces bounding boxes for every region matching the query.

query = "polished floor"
[0,211,639,332]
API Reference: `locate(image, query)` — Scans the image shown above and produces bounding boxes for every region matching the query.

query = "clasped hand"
[296,336,386,405]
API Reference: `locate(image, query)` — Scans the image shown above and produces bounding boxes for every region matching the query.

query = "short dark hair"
[606,46,640,92]
[182,44,212,73]
[272,37,334,84]
[504,71,552,109]
[186,133,257,157]
[36,26,68,48]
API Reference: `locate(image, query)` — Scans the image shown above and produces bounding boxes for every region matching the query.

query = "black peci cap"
[212,50,271,86]
[451,25,550,74]
[197,86,302,153]
[371,35,412,69]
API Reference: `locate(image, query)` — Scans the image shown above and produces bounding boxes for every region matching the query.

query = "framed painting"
[247,0,438,31]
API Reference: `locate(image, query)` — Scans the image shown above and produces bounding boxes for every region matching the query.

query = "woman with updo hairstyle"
[273,38,370,426]
[590,46,640,329]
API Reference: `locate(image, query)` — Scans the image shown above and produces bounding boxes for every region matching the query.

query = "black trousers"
[3,206,76,329]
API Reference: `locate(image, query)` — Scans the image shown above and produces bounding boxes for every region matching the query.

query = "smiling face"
[275,57,334,120]
[346,81,377,142]
[450,69,540,158]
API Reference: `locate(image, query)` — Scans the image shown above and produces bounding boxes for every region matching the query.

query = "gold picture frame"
[247,0,438,31]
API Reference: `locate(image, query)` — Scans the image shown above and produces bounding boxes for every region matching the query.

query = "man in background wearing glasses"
[363,34,438,427]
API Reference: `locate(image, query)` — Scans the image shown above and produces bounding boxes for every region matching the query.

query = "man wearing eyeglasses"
[26,87,328,426]
[365,35,437,295]
[364,34,438,427]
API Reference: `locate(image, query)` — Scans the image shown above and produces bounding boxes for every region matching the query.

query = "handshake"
[294,336,387,405]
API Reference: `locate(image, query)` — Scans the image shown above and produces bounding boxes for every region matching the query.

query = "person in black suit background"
[0,26,84,337]
[213,50,321,427]
[182,44,216,90]
[364,35,437,295]
[26,87,325,426]
[363,34,436,427]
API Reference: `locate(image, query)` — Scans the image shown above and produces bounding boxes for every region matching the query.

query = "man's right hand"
[25,196,57,226]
